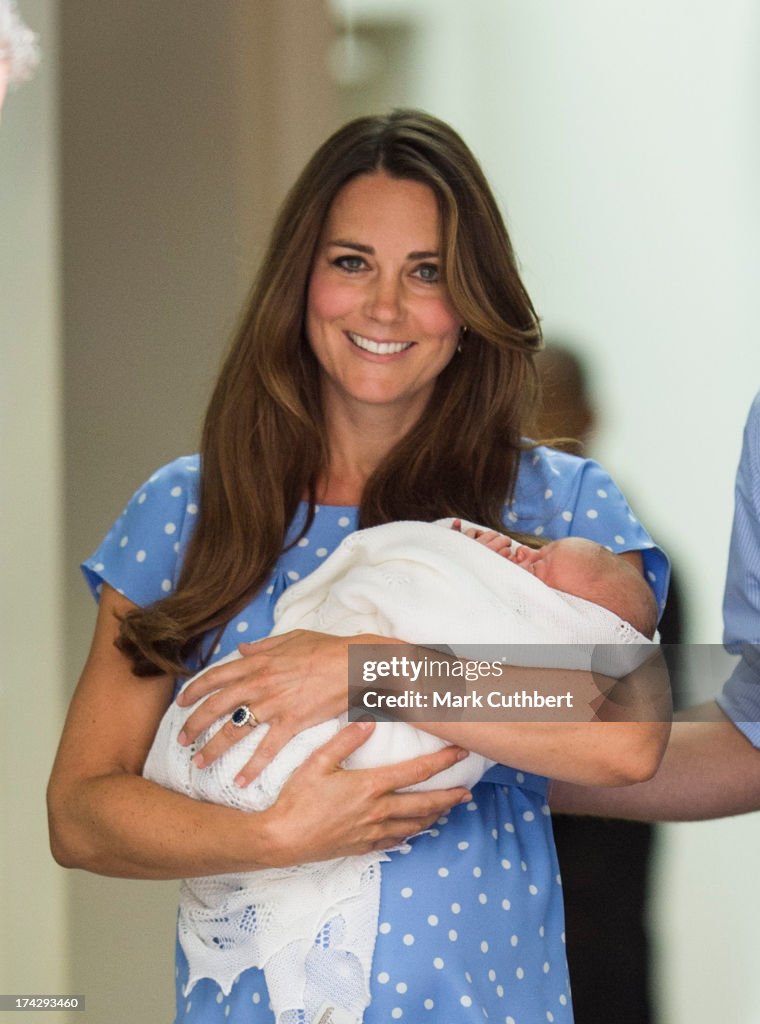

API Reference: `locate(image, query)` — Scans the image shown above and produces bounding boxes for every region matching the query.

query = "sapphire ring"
[230,704,258,728]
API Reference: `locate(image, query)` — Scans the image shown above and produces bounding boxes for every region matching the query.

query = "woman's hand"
[176,629,358,786]
[257,720,473,866]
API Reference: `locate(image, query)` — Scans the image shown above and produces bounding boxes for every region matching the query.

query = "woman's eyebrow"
[326,240,439,261]
[327,239,374,254]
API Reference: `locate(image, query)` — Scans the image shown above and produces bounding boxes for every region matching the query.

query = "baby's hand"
[451,520,515,561]
[511,544,539,565]
[471,530,514,560]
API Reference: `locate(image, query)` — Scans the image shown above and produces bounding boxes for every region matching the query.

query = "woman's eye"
[334,255,366,272]
[414,263,440,283]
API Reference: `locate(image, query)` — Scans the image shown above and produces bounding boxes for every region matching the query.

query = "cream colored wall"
[0,0,67,1002]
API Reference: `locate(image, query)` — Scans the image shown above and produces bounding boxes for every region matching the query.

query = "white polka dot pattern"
[80,447,668,1022]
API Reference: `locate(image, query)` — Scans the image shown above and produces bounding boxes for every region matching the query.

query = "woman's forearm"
[47,723,474,879]
[416,718,670,786]
[372,652,671,786]
[47,586,278,879]
[47,770,279,879]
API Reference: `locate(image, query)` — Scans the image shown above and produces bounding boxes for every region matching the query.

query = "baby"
[341,524,658,782]
[456,521,658,640]
[143,518,658,1024]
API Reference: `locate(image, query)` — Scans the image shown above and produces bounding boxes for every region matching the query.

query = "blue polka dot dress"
[82,448,669,1024]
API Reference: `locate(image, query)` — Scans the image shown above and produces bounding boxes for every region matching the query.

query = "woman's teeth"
[348,332,413,355]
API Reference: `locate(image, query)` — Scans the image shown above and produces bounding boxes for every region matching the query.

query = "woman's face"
[306,172,461,424]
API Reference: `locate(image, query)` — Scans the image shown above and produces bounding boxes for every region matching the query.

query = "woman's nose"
[365,274,404,323]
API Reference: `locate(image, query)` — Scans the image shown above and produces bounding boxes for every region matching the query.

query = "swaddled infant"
[147,521,657,806]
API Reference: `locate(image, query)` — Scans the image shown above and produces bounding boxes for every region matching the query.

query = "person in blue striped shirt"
[552,391,760,820]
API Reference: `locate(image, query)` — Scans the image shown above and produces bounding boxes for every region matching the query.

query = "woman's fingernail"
[357,720,374,732]
[191,753,205,769]
[455,749,470,761]
[459,791,473,804]
[234,774,247,788]
[178,731,188,746]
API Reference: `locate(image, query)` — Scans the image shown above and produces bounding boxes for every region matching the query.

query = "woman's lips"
[347,331,414,355]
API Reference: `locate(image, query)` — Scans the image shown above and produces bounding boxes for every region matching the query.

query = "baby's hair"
[594,564,658,639]
[538,537,659,639]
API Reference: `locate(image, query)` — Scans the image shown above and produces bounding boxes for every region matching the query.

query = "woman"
[48,110,669,1024]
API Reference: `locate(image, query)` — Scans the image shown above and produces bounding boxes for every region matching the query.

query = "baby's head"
[512,537,658,639]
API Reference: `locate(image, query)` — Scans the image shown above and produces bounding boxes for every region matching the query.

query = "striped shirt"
[717,391,760,745]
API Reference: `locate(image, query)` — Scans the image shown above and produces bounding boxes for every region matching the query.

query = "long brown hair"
[119,110,542,676]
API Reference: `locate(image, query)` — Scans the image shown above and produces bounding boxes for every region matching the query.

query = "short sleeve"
[81,455,201,607]
[509,447,670,616]
[565,458,670,613]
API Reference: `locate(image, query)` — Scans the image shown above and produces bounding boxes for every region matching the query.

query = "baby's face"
[510,536,656,637]
[509,537,610,600]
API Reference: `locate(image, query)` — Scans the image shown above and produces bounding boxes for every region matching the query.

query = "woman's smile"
[346,331,415,357]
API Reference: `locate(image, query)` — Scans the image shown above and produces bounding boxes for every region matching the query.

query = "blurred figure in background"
[0,0,38,113]
[535,341,687,1024]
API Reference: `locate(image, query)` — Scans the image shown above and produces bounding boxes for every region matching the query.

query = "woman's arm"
[413,551,669,785]
[173,548,668,789]
[397,547,669,785]
[46,586,473,879]
[178,632,669,789]
[407,654,670,787]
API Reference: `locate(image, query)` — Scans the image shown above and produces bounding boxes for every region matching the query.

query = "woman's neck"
[316,400,420,506]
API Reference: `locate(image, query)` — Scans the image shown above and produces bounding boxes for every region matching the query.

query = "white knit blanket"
[143,519,652,1023]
